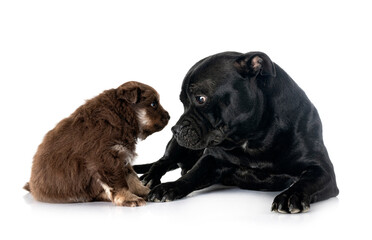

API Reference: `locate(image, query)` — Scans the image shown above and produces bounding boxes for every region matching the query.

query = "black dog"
[134,51,339,213]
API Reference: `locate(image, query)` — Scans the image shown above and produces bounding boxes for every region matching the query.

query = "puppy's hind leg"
[96,144,148,206]
[96,178,146,207]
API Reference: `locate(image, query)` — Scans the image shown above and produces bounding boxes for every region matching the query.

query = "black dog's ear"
[117,82,141,104]
[234,51,276,78]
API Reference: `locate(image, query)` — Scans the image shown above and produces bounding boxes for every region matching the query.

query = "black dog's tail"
[133,163,153,174]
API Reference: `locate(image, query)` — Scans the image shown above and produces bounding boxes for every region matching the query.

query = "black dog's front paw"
[271,191,310,214]
[140,173,161,189]
[147,182,188,202]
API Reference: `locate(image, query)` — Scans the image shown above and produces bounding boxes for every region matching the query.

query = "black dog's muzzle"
[172,120,227,150]
[171,120,201,149]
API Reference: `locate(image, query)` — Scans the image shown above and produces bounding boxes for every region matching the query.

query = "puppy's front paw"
[147,182,187,202]
[114,193,146,207]
[136,185,150,198]
[271,191,310,214]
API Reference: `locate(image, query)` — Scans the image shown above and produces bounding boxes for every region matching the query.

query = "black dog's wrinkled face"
[172,52,276,150]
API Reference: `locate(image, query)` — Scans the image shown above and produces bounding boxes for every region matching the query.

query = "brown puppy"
[24,81,170,207]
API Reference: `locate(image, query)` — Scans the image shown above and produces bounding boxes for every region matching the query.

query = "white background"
[1,0,371,239]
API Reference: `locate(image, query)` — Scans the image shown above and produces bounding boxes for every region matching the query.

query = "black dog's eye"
[150,101,158,108]
[195,95,207,105]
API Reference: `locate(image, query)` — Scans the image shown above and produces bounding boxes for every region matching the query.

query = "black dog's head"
[172,51,276,150]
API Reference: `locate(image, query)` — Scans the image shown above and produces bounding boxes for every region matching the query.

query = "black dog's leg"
[147,154,231,202]
[222,167,297,191]
[138,137,203,188]
[139,157,179,189]
[271,164,339,214]
[133,163,153,174]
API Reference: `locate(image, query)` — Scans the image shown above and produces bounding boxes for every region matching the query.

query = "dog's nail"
[271,203,278,212]
[289,204,300,214]
[146,179,153,188]
[301,202,310,213]
[277,204,288,214]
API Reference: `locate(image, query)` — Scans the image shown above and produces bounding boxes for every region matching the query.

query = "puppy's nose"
[171,125,181,135]
[164,111,170,121]
[162,111,170,124]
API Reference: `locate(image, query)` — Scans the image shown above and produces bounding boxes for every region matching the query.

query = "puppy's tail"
[133,163,153,174]
[23,182,31,192]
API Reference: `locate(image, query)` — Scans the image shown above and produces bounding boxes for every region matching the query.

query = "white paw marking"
[97,179,113,201]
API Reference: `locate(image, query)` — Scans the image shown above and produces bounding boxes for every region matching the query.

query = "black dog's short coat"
[134,51,339,213]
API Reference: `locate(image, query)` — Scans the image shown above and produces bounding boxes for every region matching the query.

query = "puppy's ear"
[234,51,276,78]
[117,83,141,104]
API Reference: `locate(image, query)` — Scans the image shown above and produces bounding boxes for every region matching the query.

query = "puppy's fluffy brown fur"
[24,81,169,206]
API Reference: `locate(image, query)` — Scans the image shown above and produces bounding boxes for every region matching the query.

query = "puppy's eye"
[195,95,207,105]
[150,101,158,108]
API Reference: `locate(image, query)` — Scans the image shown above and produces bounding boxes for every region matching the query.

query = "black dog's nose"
[171,125,181,135]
